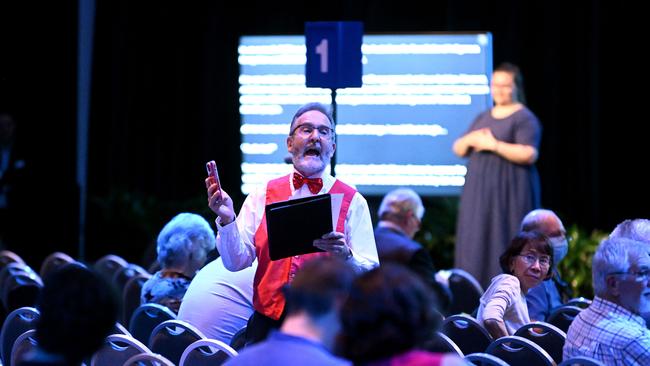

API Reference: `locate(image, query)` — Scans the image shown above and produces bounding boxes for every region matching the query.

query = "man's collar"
[378,220,407,236]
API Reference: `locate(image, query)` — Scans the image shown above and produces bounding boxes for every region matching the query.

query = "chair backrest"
[422,331,463,357]
[464,352,510,366]
[547,305,582,333]
[122,273,152,325]
[93,254,128,283]
[564,297,592,309]
[0,262,32,291]
[179,338,239,366]
[90,334,151,366]
[0,306,39,366]
[441,314,492,355]
[486,335,554,366]
[129,303,176,344]
[113,322,132,336]
[123,352,175,366]
[0,250,25,271]
[514,321,566,364]
[113,264,149,293]
[39,251,75,279]
[148,319,207,365]
[2,273,43,314]
[10,329,38,366]
[558,355,606,366]
[229,326,247,351]
[448,269,484,315]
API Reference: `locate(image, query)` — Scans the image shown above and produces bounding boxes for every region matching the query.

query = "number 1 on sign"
[315,39,328,73]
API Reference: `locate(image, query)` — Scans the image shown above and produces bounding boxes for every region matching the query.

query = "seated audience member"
[477,231,553,339]
[178,256,257,344]
[563,237,650,364]
[521,209,573,321]
[141,212,216,312]
[610,218,650,242]
[18,263,118,366]
[224,257,356,366]
[374,188,451,313]
[339,263,466,366]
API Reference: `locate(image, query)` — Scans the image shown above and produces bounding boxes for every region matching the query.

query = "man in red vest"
[206,102,379,344]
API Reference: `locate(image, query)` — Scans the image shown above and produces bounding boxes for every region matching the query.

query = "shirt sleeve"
[514,109,542,147]
[215,187,262,271]
[482,275,520,322]
[345,192,379,271]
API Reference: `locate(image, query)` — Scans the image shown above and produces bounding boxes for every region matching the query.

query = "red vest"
[252,174,356,319]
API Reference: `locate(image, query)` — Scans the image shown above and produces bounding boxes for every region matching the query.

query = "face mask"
[549,236,569,264]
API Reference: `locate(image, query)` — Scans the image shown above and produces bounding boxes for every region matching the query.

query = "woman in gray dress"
[452,62,541,288]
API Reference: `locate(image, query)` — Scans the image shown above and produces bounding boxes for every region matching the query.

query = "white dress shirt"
[216,170,379,272]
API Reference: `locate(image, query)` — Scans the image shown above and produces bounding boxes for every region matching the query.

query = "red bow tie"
[292,173,323,194]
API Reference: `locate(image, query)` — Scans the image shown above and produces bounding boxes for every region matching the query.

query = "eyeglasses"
[608,269,650,282]
[290,123,334,140]
[518,254,551,268]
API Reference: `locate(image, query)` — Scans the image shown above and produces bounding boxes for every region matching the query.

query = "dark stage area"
[0,1,645,268]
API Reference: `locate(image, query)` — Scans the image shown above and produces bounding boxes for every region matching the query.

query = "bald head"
[521,209,565,237]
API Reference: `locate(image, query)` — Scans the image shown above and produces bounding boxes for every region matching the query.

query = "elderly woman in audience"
[338,263,466,366]
[141,212,216,312]
[477,231,554,339]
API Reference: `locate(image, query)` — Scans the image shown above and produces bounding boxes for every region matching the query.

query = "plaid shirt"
[564,296,650,365]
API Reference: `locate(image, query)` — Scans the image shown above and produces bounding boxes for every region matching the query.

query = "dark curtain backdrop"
[1,1,646,266]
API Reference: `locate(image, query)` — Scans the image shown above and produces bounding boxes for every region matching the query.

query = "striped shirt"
[563,296,650,365]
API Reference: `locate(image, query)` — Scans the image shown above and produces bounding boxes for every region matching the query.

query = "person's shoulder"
[490,273,520,290]
[514,106,540,123]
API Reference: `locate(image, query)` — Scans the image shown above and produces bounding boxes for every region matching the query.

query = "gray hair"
[378,188,424,220]
[289,102,334,135]
[156,213,215,268]
[609,219,650,243]
[592,237,647,297]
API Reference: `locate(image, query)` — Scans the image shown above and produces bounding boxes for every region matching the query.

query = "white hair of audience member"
[378,188,424,220]
[591,237,647,297]
[157,213,216,270]
[609,218,650,243]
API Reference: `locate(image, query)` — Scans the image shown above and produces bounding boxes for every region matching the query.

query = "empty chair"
[558,355,606,366]
[113,322,131,336]
[93,254,128,284]
[10,329,38,366]
[129,303,176,344]
[113,263,149,293]
[179,338,239,366]
[229,326,247,351]
[422,331,463,357]
[122,273,152,325]
[448,268,484,315]
[514,321,566,364]
[464,352,509,366]
[564,297,592,309]
[39,251,75,279]
[547,305,582,333]
[441,314,492,355]
[486,335,554,366]
[0,306,39,366]
[123,352,175,366]
[2,273,43,313]
[90,334,151,366]
[0,250,25,270]
[148,319,207,365]
[0,262,35,290]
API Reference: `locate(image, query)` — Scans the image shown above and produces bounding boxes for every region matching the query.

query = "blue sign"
[305,21,363,88]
